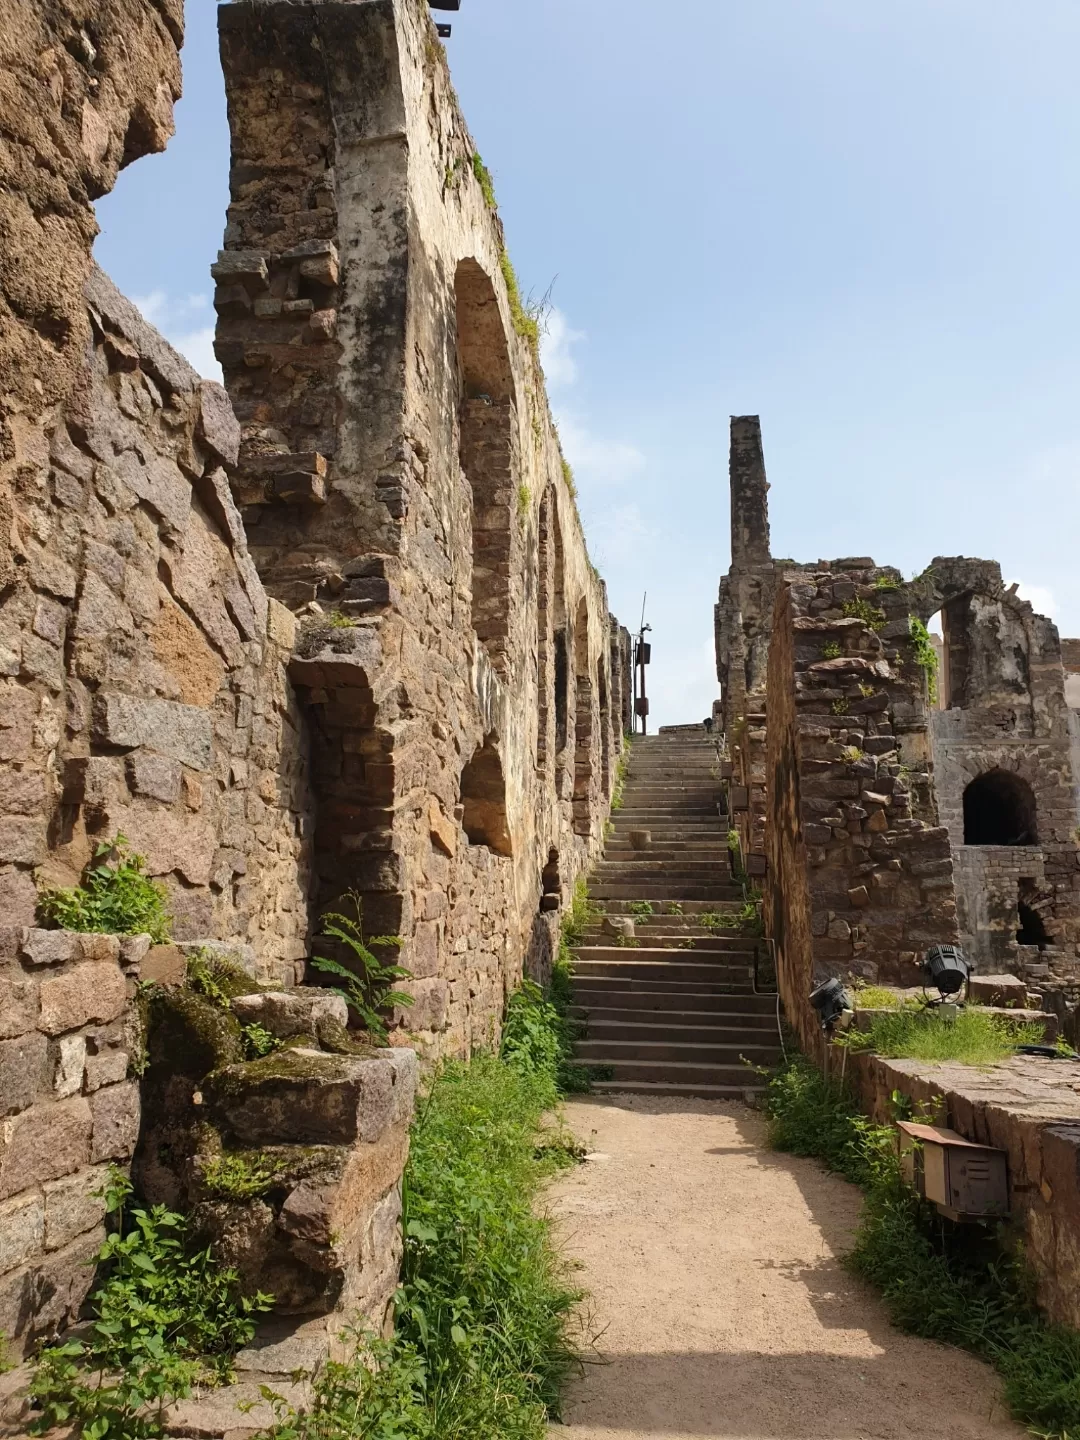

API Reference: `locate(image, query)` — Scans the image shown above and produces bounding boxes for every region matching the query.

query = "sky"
[95,0,1080,728]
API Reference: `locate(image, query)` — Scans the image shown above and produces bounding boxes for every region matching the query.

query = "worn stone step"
[577,930,755,950]
[590,1079,764,1099]
[579,1058,766,1086]
[590,883,738,901]
[589,898,744,914]
[577,1038,781,1065]
[573,956,755,983]
[571,988,778,1015]
[583,1017,778,1043]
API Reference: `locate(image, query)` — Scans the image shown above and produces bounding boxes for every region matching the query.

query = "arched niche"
[963,769,1038,846]
[459,736,513,857]
[454,259,518,676]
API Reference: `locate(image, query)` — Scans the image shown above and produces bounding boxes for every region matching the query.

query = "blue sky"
[96,0,1080,728]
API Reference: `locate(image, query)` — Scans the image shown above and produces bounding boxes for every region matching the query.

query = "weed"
[30,1170,271,1440]
[873,573,901,592]
[764,1057,1080,1439]
[666,902,683,915]
[560,455,577,498]
[311,892,412,1042]
[560,878,598,949]
[843,598,887,631]
[822,642,842,660]
[909,616,940,705]
[840,745,865,763]
[518,483,532,521]
[858,682,876,698]
[610,752,630,812]
[0,1333,12,1375]
[699,903,763,938]
[678,937,697,950]
[851,984,905,1010]
[470,152,497,210]
[615,935,640,948]
[325,611,357,629]
[628,900,654,917]
[203,1153,282,1201]
[842,1007,1046,1066]
[499,251,540,351]
[186,951,282,1062]
[727,829,740,852]
[831,699,849,715]
[397,1054,583,1436]
[38,834,171,944]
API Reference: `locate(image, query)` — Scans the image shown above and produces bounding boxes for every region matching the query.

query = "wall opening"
[554,630,568,757]
[536,487,553,767]
[573,597,594,836]
[455,259,517,677]
[963,769,1038,846]
[597,656,611,795]
[1017,901,1050,950]
[459,737,513,857]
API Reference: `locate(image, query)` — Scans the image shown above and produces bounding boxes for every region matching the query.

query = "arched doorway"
[963,770,1038,846]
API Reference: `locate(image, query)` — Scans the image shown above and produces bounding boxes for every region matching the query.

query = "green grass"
[852,985,905,1010]
[844,1008,1045,1066]
[764,1057,1080,1439]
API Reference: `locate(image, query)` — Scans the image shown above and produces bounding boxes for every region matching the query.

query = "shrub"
[764,1057,1080,1439]
[30,1171,271,1440]
[38,835,171,943]
[842,598,887,631]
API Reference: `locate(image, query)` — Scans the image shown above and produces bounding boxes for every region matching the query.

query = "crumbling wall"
[763,561,960,1038]
[216,0,629,1057]
[905,560,1080,987]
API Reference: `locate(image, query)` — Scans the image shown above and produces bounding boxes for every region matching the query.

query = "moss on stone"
[146,985,245,1076]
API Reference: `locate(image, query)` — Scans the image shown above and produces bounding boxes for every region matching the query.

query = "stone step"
[589,898,744,914]
[595,864,727,880]
[573,956,756,983]
[577,930,754,950]
[583,1017,778,1043]
[591,1079,765,1099]
[574,976,757,996]
[577,1037,781,1065]
[571,988,778,1015]
[579,1057,768,1086]
[590,883,739,901]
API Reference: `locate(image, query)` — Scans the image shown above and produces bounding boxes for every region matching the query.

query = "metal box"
[729,785,749,811]
[897,1121,1009,1222]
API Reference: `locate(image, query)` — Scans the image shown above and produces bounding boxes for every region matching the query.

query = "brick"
[39,962,127,1036]
[89,1082,140,1163]
[125,750,182,803]
[0,1098,93,1200]
[0,974,38,1038]
[0,817,46,866]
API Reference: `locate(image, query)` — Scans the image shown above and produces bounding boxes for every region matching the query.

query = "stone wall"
[215,0,630,1057]
[763,561,960,1045]
[0,928,144,1358]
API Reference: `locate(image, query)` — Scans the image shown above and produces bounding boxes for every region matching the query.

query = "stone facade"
[0,928,145,1357]
[0,0,626,1362]
[214,0,629,1056]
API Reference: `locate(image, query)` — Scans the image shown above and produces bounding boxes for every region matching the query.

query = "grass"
[763,1058,1080,1439]
[842,597,887,631]
[699,903,763,938]
[852,984,905,1009]
[843,1007,1045,1066]
[38,834,171,944]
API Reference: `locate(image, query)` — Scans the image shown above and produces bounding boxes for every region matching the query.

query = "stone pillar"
[729,415,771,570]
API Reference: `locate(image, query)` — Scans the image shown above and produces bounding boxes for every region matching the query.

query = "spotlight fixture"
[430,1,459,38]
[923,944,971,1001]
[809,977,853,1032]
[436,24,451,36]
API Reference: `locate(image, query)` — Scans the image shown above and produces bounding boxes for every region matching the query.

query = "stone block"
[126,750,182,803]
[54,1035,87,1099]
[92,693,213,771]
[39,962,127,1036]
[205,1050,399,1146]
[428,801,457,858]
[0,817,46,866]
[0,1193,44,1275]
[277,1128,410,1253]
[231,989,348,1041]
[0,975,38,1039]
[0,1036,49,1111]
[267,599,297,651]
[43,1166,110,1252]
[400,978,449,1033]
[142,944,187,986]
[0,1098,93,1200]
[198,380,241,466]
[969,974,1028,1008]
[21,929,78,968]
[90,1082,140,1162]
[84,1050,129,1092]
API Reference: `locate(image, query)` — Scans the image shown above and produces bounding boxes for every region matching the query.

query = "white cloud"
[557,413,646,490]
[583,500,649,568]
[1007,579,1057,618]
[540,307,584,388]
[173,327,222,383]
[131,293,221,380]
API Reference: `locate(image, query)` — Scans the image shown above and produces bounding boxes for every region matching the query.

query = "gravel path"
[548,1094,1026,1440]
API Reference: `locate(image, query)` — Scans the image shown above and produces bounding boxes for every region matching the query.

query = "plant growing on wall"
[38,835,172,944]
[842,598,887,631]
[311,893,412,1042]
[822,642,841,660]
[908,616,939,705]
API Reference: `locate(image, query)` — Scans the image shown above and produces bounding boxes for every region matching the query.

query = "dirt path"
[548,1095,1026,1440]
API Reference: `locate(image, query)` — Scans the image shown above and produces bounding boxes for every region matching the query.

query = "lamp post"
[633,593,651,736]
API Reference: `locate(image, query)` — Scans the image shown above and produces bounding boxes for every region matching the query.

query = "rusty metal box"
[897,1121,1009,1222]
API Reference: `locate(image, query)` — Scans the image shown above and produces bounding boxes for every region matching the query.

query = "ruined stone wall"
[763,562,960,1039]
[903,560,1080,986]
[215,0,629,1057]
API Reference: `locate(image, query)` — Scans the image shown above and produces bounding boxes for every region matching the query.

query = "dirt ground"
[547,1095,1026,1440]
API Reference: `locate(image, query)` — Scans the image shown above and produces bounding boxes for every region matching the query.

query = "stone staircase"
[570,731,782,1098]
